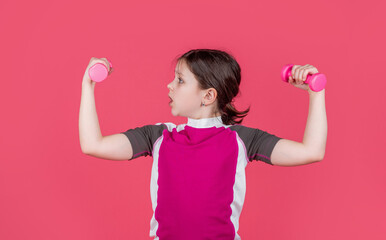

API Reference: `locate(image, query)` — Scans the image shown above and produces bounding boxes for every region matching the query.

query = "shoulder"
[155,122,184,132]
[228,124,256,135]
[228,124,279,143]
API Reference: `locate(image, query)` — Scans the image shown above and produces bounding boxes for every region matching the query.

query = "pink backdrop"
[1,0,385,239]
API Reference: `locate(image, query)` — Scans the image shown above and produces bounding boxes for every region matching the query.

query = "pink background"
[1,0,385,239]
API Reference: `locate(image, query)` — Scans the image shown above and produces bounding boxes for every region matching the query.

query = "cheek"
[175,86,200,104]
[185,94,200,108]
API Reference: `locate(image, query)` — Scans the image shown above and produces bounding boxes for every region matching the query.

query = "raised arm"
[84,133,133,161]
[78,57,133,160]
[271,89,327,166]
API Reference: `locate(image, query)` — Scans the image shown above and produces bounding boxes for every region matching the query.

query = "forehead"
[175,60,188,76]
[174,60,200,89]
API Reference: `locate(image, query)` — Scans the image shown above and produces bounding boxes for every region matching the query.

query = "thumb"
[289,76,295,84]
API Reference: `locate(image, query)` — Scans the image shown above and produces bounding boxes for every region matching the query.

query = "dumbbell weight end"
[88,58,113,82]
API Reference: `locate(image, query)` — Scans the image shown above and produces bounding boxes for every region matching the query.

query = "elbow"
[305,144,325,162]
[314,151,325,162]
[306,149,325,163]
[80,138,102,156]
[80,144,93,155]
[81,148,90,155]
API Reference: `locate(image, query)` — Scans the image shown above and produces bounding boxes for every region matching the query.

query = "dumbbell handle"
[281,64,326,92]
[88,58,113,82]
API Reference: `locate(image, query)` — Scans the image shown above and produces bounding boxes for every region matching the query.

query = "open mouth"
[169,96,173,104]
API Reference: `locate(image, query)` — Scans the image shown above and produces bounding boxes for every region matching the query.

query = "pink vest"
[121,116,281,240]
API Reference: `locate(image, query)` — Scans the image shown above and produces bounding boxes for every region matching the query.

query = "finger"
[305,64,319,75]
[310,67,319,74]
[291,76,296,85]
[302,67,310,82]
[105,58,112,68]
[295,66,303,84]
[299,67,306,84]
[299,66,307,84]
[101,58,111,71]
[291,65,299,81]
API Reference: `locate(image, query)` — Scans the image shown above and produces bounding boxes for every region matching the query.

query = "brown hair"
[173,48,250,125]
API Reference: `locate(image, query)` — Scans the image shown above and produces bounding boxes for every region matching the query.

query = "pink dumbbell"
[88,58,113,82]
[281,64,326,92]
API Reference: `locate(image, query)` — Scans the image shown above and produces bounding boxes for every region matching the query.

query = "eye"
[178,78,184,83]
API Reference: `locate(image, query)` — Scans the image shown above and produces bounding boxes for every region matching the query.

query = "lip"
[168,95,173,105]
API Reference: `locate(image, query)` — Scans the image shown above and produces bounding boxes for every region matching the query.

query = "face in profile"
[167,59,203,118]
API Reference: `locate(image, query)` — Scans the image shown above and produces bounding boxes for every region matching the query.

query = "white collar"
[186,115,224,128]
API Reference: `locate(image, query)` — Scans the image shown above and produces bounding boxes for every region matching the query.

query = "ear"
[203,88,218,104]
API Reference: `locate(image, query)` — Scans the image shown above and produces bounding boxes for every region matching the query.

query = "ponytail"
[219,102,250,125]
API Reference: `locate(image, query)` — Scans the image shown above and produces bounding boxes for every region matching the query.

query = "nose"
[167,82,173,91]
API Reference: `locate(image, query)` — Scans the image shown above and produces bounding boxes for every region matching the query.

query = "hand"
[289,64,319,93]
[82,57,114,86]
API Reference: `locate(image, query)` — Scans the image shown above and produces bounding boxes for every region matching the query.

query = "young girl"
[79,49,327,240]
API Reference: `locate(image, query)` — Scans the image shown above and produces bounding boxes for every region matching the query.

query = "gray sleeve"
[120,123,168,160]
[230,125,282,165]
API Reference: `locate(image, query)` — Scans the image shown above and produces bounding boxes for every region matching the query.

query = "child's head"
[167,48,250,125]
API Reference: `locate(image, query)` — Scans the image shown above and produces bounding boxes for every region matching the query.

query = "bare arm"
[303,89,327,159]
[85,133,133,161]
[78,82,133,160]
[78,83,101,153]
[271,89,327,166]
[78,57,133,161]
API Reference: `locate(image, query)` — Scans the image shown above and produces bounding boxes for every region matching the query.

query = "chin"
[170,108,178,116]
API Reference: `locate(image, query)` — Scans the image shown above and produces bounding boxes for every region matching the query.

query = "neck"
[186,115,224,128]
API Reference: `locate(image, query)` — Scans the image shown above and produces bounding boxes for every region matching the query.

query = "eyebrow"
[175,70,184,76]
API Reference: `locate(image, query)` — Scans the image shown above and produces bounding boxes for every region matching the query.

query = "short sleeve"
[230,125,283,165]
[120,123,168,160]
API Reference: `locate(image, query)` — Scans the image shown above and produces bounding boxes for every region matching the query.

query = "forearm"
[78,83,103,153]
[302,89,327,160]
